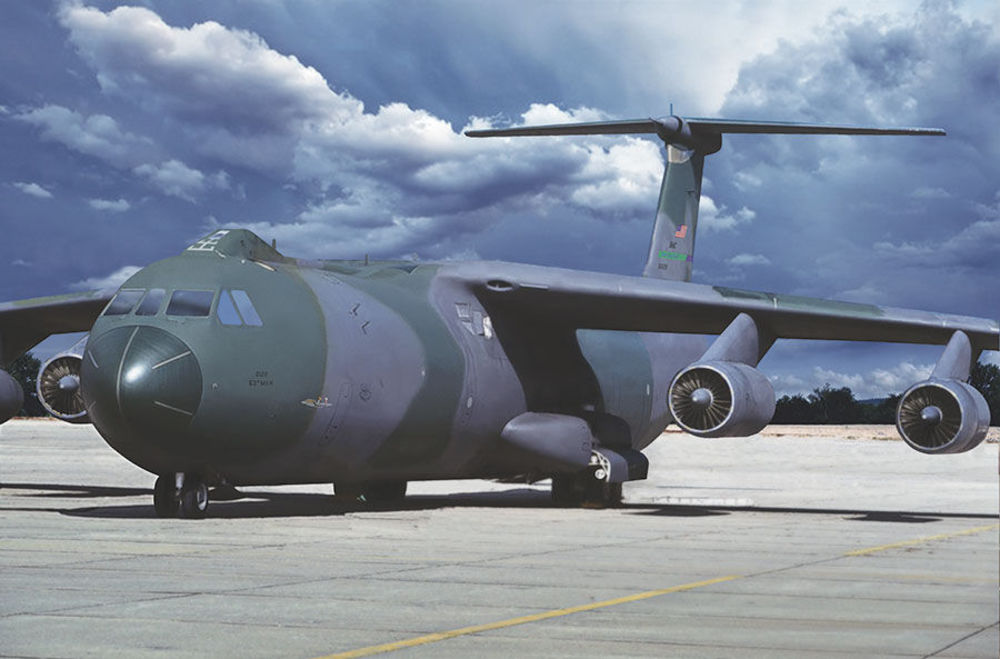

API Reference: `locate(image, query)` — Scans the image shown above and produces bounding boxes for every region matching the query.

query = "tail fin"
[643,145,703,281]
[466,116,943,282]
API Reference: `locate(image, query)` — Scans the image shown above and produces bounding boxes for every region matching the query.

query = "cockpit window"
[217,290,242,325]
[166,290,214,317]
[103,289,145,316]
[230,290,263,326]
[135,288,166,316]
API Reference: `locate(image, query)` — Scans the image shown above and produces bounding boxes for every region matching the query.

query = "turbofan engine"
[37,337,90,423]
[896,379,989,454]
[669,361,775,437]
[0,368,24,424]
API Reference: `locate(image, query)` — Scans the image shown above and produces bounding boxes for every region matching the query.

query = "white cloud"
[16,104,151,168]
[732,171,762,191]
[71,265,142,291]
[13,181,53,199]
[53,6,685,258]
[87,198,130,212]
[727,252,771,266]
[568,139,662,214]
[911,186,950,200]
[874,208,1000,270]
[60,5,339,130]
[133,159,206,201]
[772,361,933,398]
[699,196,755,232]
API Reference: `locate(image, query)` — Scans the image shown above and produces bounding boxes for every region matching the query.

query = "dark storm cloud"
[709,2,1000,317]
[32,3,669,263]
[2,1,995,393]
[708,2,1000,392]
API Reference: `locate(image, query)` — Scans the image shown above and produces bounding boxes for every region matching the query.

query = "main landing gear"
[334,480,408,504]
[551,460,623,508]
[153,473,209,519]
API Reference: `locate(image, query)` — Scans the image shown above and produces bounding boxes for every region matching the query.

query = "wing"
[440,261,998,351]
[0,290,113,365]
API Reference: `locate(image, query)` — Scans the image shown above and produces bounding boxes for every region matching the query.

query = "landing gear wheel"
[333,482,362,501]
[360,481,407,503]
[552,472,623,508]
[153,475,178,518]
[178,478,208,519]
[551,475,582,506]
[583,479,622,508]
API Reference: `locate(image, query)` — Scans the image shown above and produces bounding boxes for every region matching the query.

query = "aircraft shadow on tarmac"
[2,482,997,522]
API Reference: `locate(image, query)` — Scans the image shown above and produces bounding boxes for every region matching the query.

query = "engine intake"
[0,369,24,424]
[669,361,775,437]
[896,379,989,454]
[37,341,90,423]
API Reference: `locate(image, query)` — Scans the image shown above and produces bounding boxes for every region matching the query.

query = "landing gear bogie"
[551,470,623,508]
[334,480,408,504]
[153,473,209,519]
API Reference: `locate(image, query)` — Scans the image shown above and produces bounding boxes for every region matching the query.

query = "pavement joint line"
[922,620,999,658]
[314,575,742,659]
[322,522,999,658]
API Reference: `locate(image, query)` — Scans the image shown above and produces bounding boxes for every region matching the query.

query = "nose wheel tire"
[153,474,208,519]
[179,479,209,519]
[153,475,179,518]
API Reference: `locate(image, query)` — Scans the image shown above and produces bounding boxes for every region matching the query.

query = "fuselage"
[81,230,705,486]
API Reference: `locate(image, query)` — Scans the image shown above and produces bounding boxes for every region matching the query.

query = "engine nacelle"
[669,361,775,437]
[0,369,24,424]
[896,379,989,454]
[37,341,90,423]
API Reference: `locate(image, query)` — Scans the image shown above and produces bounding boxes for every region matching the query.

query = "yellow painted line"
[316,575,741,659]
[844,523,1000,557]
[322,522,999,658]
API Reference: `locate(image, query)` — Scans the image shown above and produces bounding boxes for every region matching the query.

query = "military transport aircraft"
[0,116,995,518]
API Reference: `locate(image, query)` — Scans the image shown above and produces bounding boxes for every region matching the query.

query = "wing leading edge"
[442,262,998,352]
[0,290,113,366]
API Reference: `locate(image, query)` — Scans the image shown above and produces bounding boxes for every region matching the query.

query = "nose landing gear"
[153,473,209,519]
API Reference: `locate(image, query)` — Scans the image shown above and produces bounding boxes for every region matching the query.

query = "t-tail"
[466,115,944,282]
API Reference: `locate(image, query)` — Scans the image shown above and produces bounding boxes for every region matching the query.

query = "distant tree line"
[7,352,45,416]
[4,351,1000,425]
[775,361,999,426]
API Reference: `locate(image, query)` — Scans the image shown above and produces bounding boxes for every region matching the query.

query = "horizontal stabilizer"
[466,116,945,153]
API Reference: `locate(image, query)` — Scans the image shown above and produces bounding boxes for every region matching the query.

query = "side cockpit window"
[217,289,263,326]
[103,289,145,316]
[166,290,214,317]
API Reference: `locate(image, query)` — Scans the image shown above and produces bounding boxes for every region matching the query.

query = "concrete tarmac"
[1,420,997,658]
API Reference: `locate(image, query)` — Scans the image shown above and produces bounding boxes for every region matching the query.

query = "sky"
[1,0,998,398]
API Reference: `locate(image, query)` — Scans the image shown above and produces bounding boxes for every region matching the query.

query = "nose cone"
[82,326,203,450]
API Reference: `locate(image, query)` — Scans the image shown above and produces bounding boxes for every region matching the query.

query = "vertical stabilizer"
[642,146,704,282]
